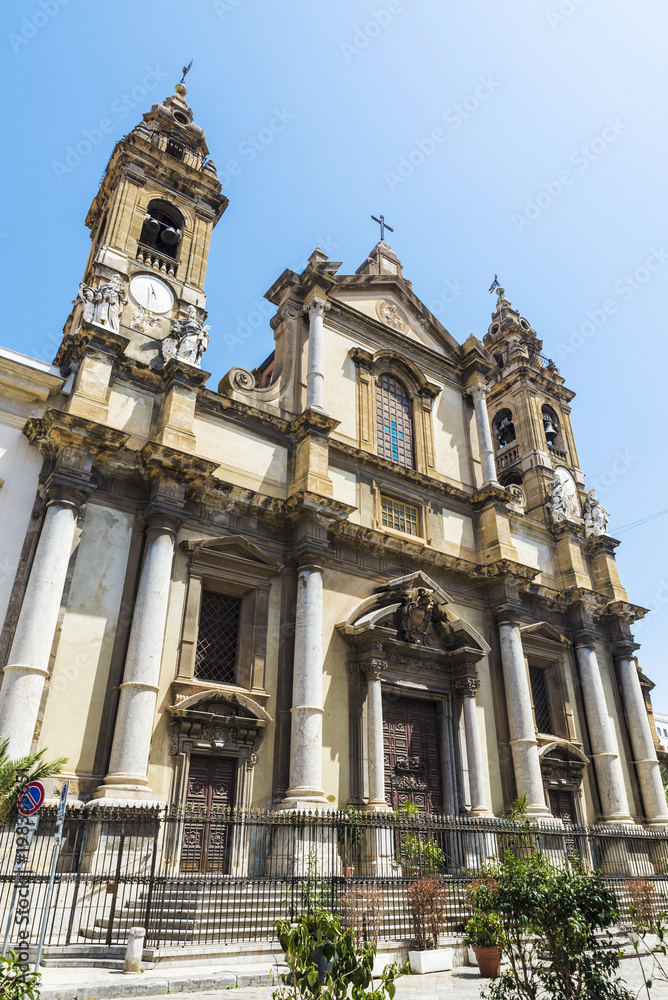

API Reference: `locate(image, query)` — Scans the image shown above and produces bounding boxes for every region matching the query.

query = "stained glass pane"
[376,374,414,468]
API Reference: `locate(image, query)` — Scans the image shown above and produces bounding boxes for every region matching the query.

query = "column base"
[92,777,160,805]
[362,799,393,813]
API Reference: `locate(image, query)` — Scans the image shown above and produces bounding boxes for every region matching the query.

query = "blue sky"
[2,1,667,704]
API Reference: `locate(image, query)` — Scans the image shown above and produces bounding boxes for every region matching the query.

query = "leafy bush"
[273,909,397,1000]
[0,951,41,1000]
[473,850,633,1000]
[406,876,447,951]
[339,884,386,947]
[463,911,502,949]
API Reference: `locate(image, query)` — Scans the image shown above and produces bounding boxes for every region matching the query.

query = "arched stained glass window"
[376,373,414,468]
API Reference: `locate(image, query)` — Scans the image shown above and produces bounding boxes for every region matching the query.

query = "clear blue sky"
[2,1,667,703]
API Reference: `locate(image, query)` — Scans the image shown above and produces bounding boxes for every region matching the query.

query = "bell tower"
[57,77,227,368]
[483,287,584,521]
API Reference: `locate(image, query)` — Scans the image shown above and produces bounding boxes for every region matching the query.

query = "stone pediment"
[520,621,570,646]
[169,688,272,724]
[180,534,283,574]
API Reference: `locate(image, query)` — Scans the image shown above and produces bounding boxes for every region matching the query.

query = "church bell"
[544,419,558,444]
[161,227,181,245]
[144,215,160,236]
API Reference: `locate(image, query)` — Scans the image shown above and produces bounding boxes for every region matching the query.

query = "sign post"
[34,782,69,971]
[1,782,45,959]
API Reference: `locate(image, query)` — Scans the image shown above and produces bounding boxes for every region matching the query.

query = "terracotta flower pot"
[472,945,501,977]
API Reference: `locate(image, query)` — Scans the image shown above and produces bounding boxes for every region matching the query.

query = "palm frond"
[0,740,67,822]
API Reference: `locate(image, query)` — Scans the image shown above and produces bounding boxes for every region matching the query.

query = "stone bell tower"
[56,77,227,370]
[483,287,584,521]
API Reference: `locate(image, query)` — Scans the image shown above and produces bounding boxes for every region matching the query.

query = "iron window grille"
[194,590,241,685]
[376,374,414,468]
[529,665,552,734]
[380,495,419,536]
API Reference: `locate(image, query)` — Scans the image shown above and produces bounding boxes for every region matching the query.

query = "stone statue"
[162,305,210,366]
[77,274,127,334]
[399,588,435,644]
[582,489,610,537]
[546,468,580,524]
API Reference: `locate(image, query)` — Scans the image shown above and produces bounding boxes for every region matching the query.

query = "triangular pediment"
[330,283,462,360]
[180,534,282,572]
[520,621,569,645]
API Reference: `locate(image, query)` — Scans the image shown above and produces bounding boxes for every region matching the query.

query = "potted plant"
[462,911,502,977]
[406,876,452,974]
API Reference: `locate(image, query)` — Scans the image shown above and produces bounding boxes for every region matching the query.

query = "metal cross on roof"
[371,214,394,242]
[489,274,500,294]
[180,60,193,85]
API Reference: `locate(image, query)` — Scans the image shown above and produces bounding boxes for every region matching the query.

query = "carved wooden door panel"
[382,696,443,813]
[181,754,236,873]
[548,789,574,823]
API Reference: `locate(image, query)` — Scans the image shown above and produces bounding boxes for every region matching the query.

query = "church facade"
[0,82,666,860]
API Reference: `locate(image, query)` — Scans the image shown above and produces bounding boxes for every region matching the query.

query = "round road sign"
[18,781,45,816]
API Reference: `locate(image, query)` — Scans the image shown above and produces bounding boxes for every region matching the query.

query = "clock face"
[129,274,174,315]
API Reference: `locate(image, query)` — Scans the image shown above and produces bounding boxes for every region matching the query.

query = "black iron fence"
[1,807,667,954]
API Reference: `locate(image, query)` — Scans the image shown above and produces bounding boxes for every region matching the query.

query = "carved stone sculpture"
[376,299,408,333]
[399,587,435,644]
[162,305,210,366]
[546,467,580,524]
[77,274,128,334]
[582,489,610,537]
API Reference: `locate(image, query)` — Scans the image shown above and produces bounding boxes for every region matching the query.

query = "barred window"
[194,591,241,685]
[381,495,419,536]
[529,665,552,734]
[376,374,414,468]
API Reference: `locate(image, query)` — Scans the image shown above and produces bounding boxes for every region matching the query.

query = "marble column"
[0,484,87,759]
[615,649,668,825]
[364,659,390,811]
[498,620,551,817]
[303,298,330,413]
[574,643,632,823]
[468,381,499,487]
[456,676,489,815]
[97,512,180,800]
[282,563,327,808]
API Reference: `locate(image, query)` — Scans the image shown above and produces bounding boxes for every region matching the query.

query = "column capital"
[454,675,480,699]
[363,658,388,681]
[303,297,330,318]
[613,641,640,659]
[466,379,489,402]
[43,470,96,509]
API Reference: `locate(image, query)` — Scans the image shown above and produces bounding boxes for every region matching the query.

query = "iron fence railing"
[1,807,667,953]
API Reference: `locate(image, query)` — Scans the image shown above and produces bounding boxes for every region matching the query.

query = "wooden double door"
[382,695,444,813]
[180,754,237,874]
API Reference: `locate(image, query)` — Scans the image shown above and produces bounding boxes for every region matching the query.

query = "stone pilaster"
[303,296,330,413]
[574,642,633,823]
[497,617,551,818]
[156,359,210,453]
[65,323,129,425]
[287,411,340,499]
[455,675,490,816]
[615,645,668,826]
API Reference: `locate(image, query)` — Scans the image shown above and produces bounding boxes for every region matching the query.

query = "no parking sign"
[17,782,45,816]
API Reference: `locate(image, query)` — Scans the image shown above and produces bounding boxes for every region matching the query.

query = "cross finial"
[180,60,193,85]
[371,214,394,242]
[488,274,500,294]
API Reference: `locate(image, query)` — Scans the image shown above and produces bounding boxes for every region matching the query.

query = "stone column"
[615,649,668,825]
[364,659,390,811]
[498,620,551,817]
[282,563,327,807]
[97,511,180,800]
[455,676,489,815]
[303,298,330,413]
[574,643,632,823]
[468,381,499,487]
[0,483,88,759]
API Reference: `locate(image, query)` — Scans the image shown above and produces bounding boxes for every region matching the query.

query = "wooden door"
[383,696,443,813]
[181,755,236,873]
[548,788,575,823]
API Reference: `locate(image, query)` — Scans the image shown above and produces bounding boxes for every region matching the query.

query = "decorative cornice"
[140,441,219,486]
[23,409,129,464]
[285,489,356,520]
[287,410,340,439]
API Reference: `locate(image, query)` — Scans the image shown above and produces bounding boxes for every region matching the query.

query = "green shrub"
[0,951,41,1000]
[463,911,502,949]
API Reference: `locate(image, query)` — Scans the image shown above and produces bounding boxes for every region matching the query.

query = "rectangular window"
[380,495,419,536]
[194,591,241,684]
[529,665,552,734]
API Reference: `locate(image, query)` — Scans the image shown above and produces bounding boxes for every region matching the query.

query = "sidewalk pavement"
[38,956,668,1000]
